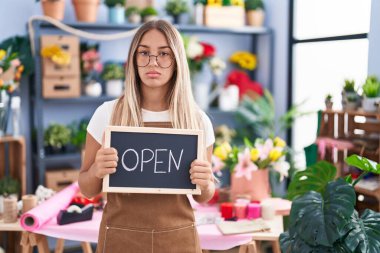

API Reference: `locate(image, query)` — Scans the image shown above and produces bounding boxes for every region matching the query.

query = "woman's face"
[136,29,175,90]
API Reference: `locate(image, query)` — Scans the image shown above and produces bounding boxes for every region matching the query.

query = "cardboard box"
[46,169,80,192]
[43,76,81,98]
[204,6,245,28]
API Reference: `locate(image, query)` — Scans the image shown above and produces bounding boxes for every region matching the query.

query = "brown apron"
[96,122,202,253]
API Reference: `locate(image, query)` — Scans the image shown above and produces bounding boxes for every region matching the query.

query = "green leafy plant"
[346,92,358,102]
[343,79,356,92]
[222,0,232,6]
[362,76,380,98]
[165,0,188,16]
[70,119,89,150]
[44,123,71,149]
[325,93,333,102]
[245,0,264,11]
[140,6,158,18]
[193,0,207,5]
[0,176,20,197]
[236,89,309,140]
[101,63,125,81]
[104,0,125,8]
[281,155,380,252]
[125,6,140,17]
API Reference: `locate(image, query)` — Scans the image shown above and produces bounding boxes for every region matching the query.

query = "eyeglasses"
[136,51,174,69]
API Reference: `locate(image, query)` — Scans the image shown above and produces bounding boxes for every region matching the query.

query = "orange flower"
[0,79,3,87]
[7,85,15,93]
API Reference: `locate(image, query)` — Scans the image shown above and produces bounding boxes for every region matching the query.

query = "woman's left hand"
[190,159,214,191]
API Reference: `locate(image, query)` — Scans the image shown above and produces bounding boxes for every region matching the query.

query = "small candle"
[261,201,275,220]
[234,203,247,219]
[3,197,18,223]
[247,203,261,219]
[220,202,234,219]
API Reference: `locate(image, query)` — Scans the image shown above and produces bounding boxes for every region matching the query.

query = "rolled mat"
[20,182,79,231]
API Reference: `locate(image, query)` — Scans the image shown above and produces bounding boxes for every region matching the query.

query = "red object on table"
[207,188,219,205]
[220,202,234,219]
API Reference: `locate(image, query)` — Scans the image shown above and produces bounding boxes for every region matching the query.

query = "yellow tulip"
[250,148,259,162]
[41,45,61,58]
[0,49,6,61]
[0,79,3,87]
[269,149,282,162]
[274,137,286,148]
[51,51,71,66]
[214,142,232,161]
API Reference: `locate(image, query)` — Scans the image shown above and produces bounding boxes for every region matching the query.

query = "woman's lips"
[146,71,161,78]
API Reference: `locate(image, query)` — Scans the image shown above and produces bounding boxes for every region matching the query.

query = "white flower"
[209,57,226,76]
[255,138,274,160]
[186,37,203,59]
[272,157,290,182]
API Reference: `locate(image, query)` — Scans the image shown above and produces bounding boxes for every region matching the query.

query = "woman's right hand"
[91,147,119,179]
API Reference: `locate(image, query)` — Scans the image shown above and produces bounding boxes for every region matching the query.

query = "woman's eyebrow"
[138,44,170,49]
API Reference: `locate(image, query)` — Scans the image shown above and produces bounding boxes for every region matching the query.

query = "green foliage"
[287,161,337,200]
[165,0,189,16]
[280,155,380,252]
[44,123,71,148]
[140,6,158,17]
[193,0,207,5]
[125,6,140,17]
[101,63,125,81]
[70,119,89,150]
[104,0,125,7]
[325,93,333,101]
[0,176,20,196]
[362,76,380,98]
[236,89,310,140]
[343,79,355,92]
[222,0,232,6]
[0,36,33,76]
[245,0,264,11]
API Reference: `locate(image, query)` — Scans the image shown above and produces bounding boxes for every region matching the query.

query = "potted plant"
[70,119,89,161]
[362,75,380,112]
[0,176,20,213]
[281,155,380,252]
[105,0,125,24]
[44,123,72,154]
[245,0,265,27]
[165,0,189,24]
[193,0,207,25]
[341,79,359,110]
[36,0,65,20]
[72,0,99,23]
[140,6,158,23]
[101,62,125,97]
[125,6,141,24]
[325,93,333,110]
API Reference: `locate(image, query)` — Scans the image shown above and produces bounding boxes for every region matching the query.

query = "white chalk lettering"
[141,149,154,172]
[154,149,167,173]
[121,149,139,171]
[168,149,183,172]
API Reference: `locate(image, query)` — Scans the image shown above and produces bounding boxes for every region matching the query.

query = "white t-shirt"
[87,99,215,147]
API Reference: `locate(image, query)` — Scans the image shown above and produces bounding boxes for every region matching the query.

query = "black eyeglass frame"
[135,52,174,69]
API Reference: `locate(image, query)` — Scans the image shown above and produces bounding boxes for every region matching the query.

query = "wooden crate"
[45,169,80,192]
[42,76,81,98]
[40,35,80,77]
[204,6,245,28]
[0,137,26,196]
[125,0,154,8]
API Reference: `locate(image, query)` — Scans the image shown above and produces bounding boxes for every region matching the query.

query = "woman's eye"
[159,52,169,56]
[139,51,149,56]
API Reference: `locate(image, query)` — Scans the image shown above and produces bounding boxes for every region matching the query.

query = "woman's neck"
[141,86,169,112]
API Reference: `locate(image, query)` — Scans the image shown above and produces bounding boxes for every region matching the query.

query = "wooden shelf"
[43,95,116,104]
[43,153,81,164]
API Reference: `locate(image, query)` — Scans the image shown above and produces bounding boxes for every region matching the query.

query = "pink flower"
[234,148,258,180]
[256,139,274,160]
[11,59,21,67]
[212,155,225,177]
[82,49,100,61]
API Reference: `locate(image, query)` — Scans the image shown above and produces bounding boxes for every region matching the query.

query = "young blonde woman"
[79,20,215,253]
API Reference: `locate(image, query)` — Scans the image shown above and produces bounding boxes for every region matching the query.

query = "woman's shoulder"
[97,98,119,113]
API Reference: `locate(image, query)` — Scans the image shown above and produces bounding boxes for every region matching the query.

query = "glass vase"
[0,90,11,137]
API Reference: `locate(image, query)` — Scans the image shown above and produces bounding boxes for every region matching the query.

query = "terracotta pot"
[41,0,65,20]
[72,0,99,23]
[246,9,265,27]
[230,169,271,202]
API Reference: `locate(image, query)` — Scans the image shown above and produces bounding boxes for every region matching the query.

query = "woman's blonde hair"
[111,20,203,132]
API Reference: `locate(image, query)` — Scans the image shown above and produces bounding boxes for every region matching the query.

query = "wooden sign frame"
[103,126,203,195]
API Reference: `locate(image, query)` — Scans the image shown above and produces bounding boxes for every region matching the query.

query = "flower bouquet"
[213,136,290,201]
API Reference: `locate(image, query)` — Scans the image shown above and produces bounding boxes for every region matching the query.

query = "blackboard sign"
[102,126,203,195]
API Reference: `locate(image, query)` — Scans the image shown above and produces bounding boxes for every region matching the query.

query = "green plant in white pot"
[245,0,265,27]
[101,63,125,97]
[125,6,141,24]
[0,176,20,213]
[105,0,125,24]
[141,6,158,23]
[281,155,380,252]
[362,75,380,112]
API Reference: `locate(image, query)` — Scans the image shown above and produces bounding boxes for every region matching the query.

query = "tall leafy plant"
[281,155,380,252]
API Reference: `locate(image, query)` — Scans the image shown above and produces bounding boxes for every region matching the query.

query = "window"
[289,0,371,167]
